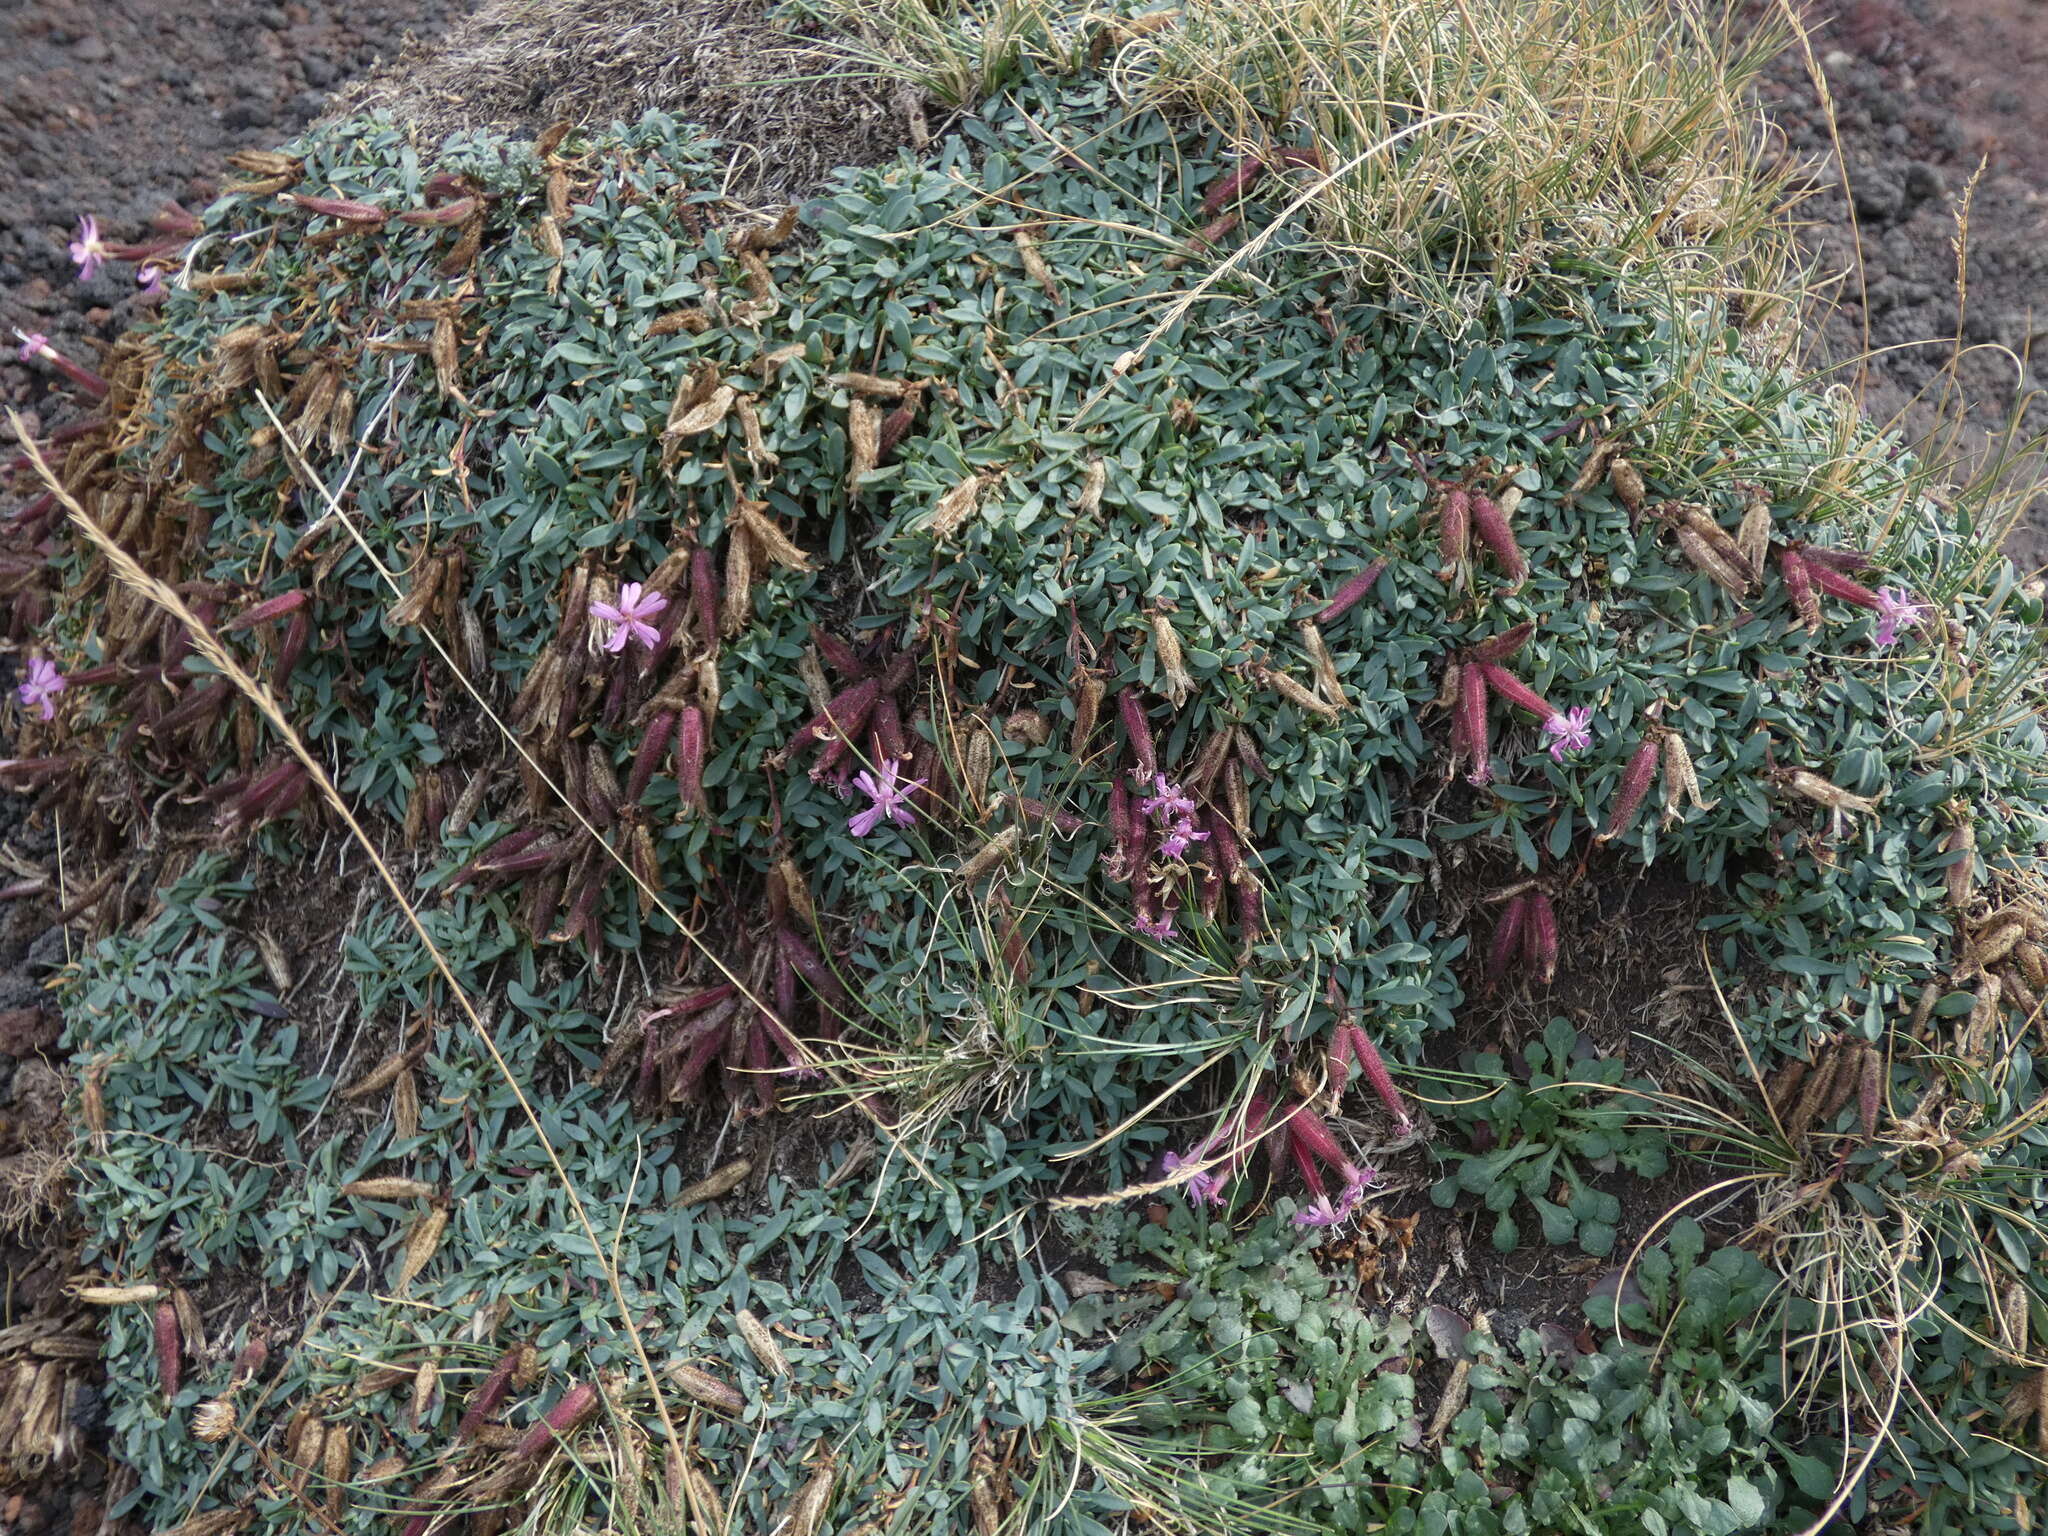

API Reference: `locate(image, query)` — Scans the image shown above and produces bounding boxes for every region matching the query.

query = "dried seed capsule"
[1474,662,1556,723]
[928,472,985,535]
[1736,498,1772,574]
[1436,489,1470,580]
[1484,894,1529,988]
[1069,670,1104,755]
[675,1159,751,1206]
[668,1363,744,1415]
[1468,623,1534,663]
[955,826,1021,886]
[1800,544,1877,574]
[1522,893,1559,986]
[513,1383,600,1459]
[1781,548,1821,632]
[1200,156,1268,215]
[1659,733,1716,822]
[1596,735,1662,843]
[155,1303,182,1401]
[689,548,719,648]
[1456,663,1491,783]
[1152,612,1193,707]
[1608,457,1646,515]
[1258,663,1341,720]
[1673,524,1752,597]
[734,1311,791,1377]
[1467,494,1526,586]
[1942,812,1976,911]
[1857,1045,1881,1142]
[1118,689,1158,781]
[1297,619,1346,709]
[628,711,677,803]
[1347,1025,1412,1134]
[1315,558,1386,623]
[1804,558,1882,610]
[1778,769,1878,816]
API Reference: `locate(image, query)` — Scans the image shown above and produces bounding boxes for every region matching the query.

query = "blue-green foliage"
[45,27,2048,1536]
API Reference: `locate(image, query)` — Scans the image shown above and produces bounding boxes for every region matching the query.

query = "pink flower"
[1133,912,1176,940]
[1873,586,1929,648]
[14,332,48,363]
[1293,1198,1343,1227]
[847,760,923,837]
[1156,820,1209,860]
[137,265,167,298]
[588,582,667,653]
[69,216,109,282]
[17,657,64,720]
[1138,774,1196,822]
[1542,706,1593,761]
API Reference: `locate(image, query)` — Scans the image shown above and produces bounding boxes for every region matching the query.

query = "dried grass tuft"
[327,0,918,203]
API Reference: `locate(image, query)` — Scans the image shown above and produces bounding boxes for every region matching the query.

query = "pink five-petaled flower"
[587,582,667,653]
[1542,706,1594,762]
[1138,773,1197,822]
[69,216,110,282]
[1161,1149,1225,1206]
[17,657,64,721]
[1873,586,1930,649]
[847,760,923,838]
[15,332,48,363]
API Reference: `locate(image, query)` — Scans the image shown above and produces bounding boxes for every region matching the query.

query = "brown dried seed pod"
[1974,920,2027,970]
[1762,1058,1807,1121]
[1964,974,2005,1062]
[1258,664,1342,720]
[1076,456,1106,517]
[1779,770,1878,816]
[775,858,817,931]
[675,1160,751,1206]
[1014,223,1061,303]
[288,1414,323,1494]
[1568,438,1618,494]
[667,381,736,440]
[1736,498,1772,574]
[734,1311,790,1377]
[736,499,813,571]
[1819,1043,1862,1124]
[395,1204,450,1292]
[963,724,996,812]
[782,1461,837,1536]
[721,521,755,636]
[1608,456,1646,513]
[173,1287,205,1360]
[410,1358,440,1429]
[1069,671,1104,755]
[1672,524,1752,596]
[955,826,1022,885]
[2018,941,2048,991]
[322,1421,350,1518]
[1786,1044,1840,1140]
[929,472,987,536]
[344,1177,439,1201]
[156,1303,182,1400]
[393,1066,420,1141]
[668,1363,744,1415]
[1943,813,1977,912]
[1658,732,1715,822]
[1297,619,1346,710]
[1152,612,1193,708]
[845,399,882,492]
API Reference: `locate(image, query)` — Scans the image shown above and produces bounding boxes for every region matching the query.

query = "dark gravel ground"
[0,0,2041,1530]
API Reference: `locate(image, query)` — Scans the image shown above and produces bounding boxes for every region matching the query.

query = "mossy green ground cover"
[29,20,2048,1536]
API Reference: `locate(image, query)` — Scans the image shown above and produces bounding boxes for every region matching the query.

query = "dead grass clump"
[326,0,918,204]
